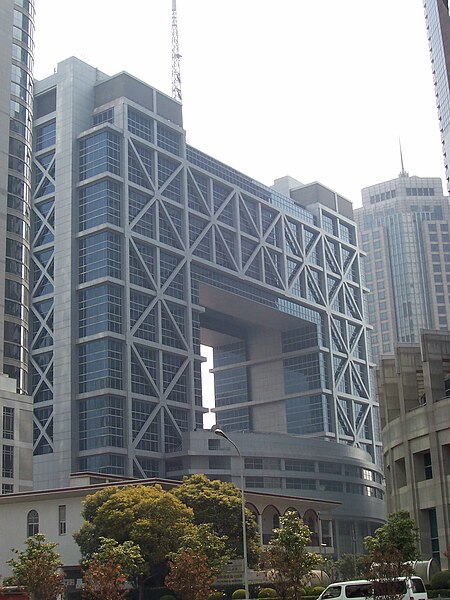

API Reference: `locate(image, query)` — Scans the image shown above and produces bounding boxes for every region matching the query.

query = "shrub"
[430,571,450,590]
[232,590,247,600]
[160,596,176,600]
[286,586,306,598]
[258,589,279,599]
[427,591,450,599]
[208,592,225,600]
[311,587,326,596]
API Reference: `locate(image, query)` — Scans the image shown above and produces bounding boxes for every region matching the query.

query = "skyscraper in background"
[354,171,450,364]
[424,0,450,192]
[0,0,34,492]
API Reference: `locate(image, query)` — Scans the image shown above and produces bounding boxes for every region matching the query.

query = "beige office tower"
[0,0,34,493]
[355,172,450,364]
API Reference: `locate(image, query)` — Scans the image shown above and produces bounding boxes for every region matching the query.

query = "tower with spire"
[355,171,450,363]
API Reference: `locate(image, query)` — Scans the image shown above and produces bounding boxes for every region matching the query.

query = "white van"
[318,578,428,600]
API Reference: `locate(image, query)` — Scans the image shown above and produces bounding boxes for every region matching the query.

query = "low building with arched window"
[0,472,339,586]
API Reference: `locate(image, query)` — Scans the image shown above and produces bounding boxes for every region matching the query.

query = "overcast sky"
[34,0,446,208]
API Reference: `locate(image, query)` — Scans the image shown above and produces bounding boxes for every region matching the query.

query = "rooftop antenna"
[171,0,182,103]
[399,138,409,177]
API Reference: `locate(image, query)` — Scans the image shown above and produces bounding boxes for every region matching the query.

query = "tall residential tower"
[423,0,450,191]
[0,0,34,492]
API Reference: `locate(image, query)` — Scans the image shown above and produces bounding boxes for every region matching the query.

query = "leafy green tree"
[86,537,145,588]
[165,550,215,600]
[172,474,260,566]
[83,556,127,600]
[7,534,65,600]
[334,553,367,581]
[175,523,230,576]
[74,485,196,596]
[259,511,320,600]
[364,512,419,600]
[364,510,420,563]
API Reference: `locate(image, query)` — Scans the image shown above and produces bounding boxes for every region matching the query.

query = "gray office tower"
[0,0,34,493]
[31,57,385,552]
[423,0,450,192]
[354,171,450,364]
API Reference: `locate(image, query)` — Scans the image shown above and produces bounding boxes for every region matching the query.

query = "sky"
[33,0,447,208]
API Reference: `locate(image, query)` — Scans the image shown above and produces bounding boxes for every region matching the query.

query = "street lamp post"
[214,428,249,600]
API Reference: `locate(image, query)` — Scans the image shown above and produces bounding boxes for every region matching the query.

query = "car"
[317,577,428,600]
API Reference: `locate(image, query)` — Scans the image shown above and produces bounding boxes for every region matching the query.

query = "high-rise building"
[354,171,450,364]
[0,0,34,492]
[423,0,450,192]
[30,58,386,552]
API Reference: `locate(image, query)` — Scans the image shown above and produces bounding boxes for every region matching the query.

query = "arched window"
[27,509,39,537]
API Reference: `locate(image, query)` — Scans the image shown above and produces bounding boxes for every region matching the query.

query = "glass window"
[79,339,123,393]
[157,122,181,155]
[2,445,14,478]
[35,121,56,151]
[93,108,114,126]
[27,509,39,537]
[322,587,342,600]
[79,231,121,283]
[78,454,125,475]
[209,456,231,470]
[284,353,327,393]
[79,284,122,337]
[424,451,433,480]
[208,438,220,450]
[2,407,14,440]
[79,179,121,230]
[79,131,120,180]
[286,394,330,435]
[58,505,66,535]
[128,108,153,142]
[285,458,315,472]
[216,407,250,432]
[132,399,158,452]
[79,395,124,450]
[245,457,263,470]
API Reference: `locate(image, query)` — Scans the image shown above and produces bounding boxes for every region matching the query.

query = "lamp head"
[213,427,227,439]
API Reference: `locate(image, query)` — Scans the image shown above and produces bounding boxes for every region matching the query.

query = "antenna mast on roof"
[399,138,409,177]
[171,0,182,103]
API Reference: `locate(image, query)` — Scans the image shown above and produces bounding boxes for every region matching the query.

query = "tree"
[165,550,215,600]
[334,553,367,581]
[364,511,420,600]
[85,537,145,589]
[364,510,419,563]
[74,485,196,596]
[172,474,260,566]
[259,511,320,600]
[83,556,127,600]
[7,534,65,600]
[175,523,229,576]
